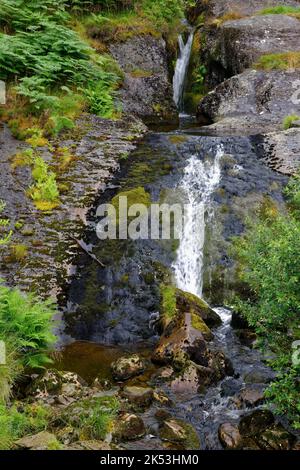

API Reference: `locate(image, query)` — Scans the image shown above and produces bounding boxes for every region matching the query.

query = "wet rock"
[111,354,146,381]
[244,368,276,384]
[239,409,275,437]
[155,409,172,423]
[237,385,265,408]
[176,289,222,328]
[160,418,200,450]
[113,413,146,441]
[109,35,177,125]
[230,311,249,329]
[121,386,154,409]
[221,377,242,397]
[235,329,257,347]
[153,390,172,406]
[258,424,296,450]
[170,362,203,394]
[15,431,59,450]
[218,423,243,449]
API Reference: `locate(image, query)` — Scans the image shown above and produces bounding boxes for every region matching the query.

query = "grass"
[0,200,12,246]
[210,11,245,27]
[257,6,300,19]
[283,114,300,130]
[0,403,52,450]
[255,52,300,70]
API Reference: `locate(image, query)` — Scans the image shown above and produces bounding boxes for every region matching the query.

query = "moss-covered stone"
[160,418,200,450]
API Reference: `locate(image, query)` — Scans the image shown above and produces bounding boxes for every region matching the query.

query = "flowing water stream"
[59,30,291,449]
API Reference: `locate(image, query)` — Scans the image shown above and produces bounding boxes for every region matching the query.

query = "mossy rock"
[191,312,213,340]
[175,289,222,328]
[160,418,200,450]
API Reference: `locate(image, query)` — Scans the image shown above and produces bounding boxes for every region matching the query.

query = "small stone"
[218,423,243,450]
[114,413,146,441]
[160,418,200,450]
[111,354,145,381]
[121,386,154,408]
[15,431,59,450]
[238,385,265,408]
[79,440,112,450]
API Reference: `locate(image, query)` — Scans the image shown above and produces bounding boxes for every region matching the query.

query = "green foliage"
[0,402,51,450]
[258,5,300,17]
[29,156,60,210]
[141,0,184,30]
[231,176,300,428]
[0,283,56,371]
[0,0,121,133]
[283,114,300,130]
[0,200,13,246]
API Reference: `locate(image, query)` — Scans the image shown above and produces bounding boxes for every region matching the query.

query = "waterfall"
[173,31,194,111]
[173,145,223,297]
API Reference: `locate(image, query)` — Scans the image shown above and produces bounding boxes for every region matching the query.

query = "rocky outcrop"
[201,15,300,85]
[194,0,300,19]
[197,70,300,134]
[110,35,178,125]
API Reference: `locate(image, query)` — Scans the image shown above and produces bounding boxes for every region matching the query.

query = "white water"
[173,145,224,297]
[173,31,194,110]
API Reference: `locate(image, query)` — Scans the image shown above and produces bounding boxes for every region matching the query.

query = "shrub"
[0,283,56,403]
[28,156,60,210]
[231,174,300,428]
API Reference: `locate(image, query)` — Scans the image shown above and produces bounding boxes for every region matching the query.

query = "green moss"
[130,69,153,78]
[255,52,300,70]
[283,114,300,130]
[168,135,187,144]
[10,244,28,261]
[111,187,151,223]
[160,284,177,322]
[191,312,211,336]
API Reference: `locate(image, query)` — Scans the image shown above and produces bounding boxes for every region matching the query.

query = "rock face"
[110,35,178,124]
[201,15,300,85]
[195,0,300,18]
[197,70,300,135]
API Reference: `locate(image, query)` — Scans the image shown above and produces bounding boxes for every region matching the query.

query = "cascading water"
[173,145,223,297]
[173,30,194,111]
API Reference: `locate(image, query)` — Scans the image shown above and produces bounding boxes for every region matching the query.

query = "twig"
[70,236,105,267]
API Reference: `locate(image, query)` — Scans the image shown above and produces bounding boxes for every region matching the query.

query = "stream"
[56,31,290,449]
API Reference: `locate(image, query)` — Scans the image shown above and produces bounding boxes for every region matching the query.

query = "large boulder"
[109,35,177,125]
[218,422,243,449]
[194,0,300,18]
[175,289,222,328]
[201,15,300,86]
[197,70,300,135]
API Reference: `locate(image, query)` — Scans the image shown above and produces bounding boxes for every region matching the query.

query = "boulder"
[159,418,200,450]
[176,289,222,328]
[113,413,146,441]
[15,431,59,450]
[231,311,250,329]
[194,0,300,18]
[238,409,275,437]
[26,369,86,400]
[109,35,177,125]
[111,354,146,381]
[201,15,300,85]
[243,367,276,384]
[258,424,296,450]
[235,329,257,347]
[237,385,265,408]
[218,422,243,449]
[120,386,154,409]
[197,70,300,138]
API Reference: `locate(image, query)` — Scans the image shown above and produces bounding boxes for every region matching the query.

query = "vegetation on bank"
[255,51,300,70]
[257,5,300,19]
[232,174,300,429]
[283,114,300,130]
